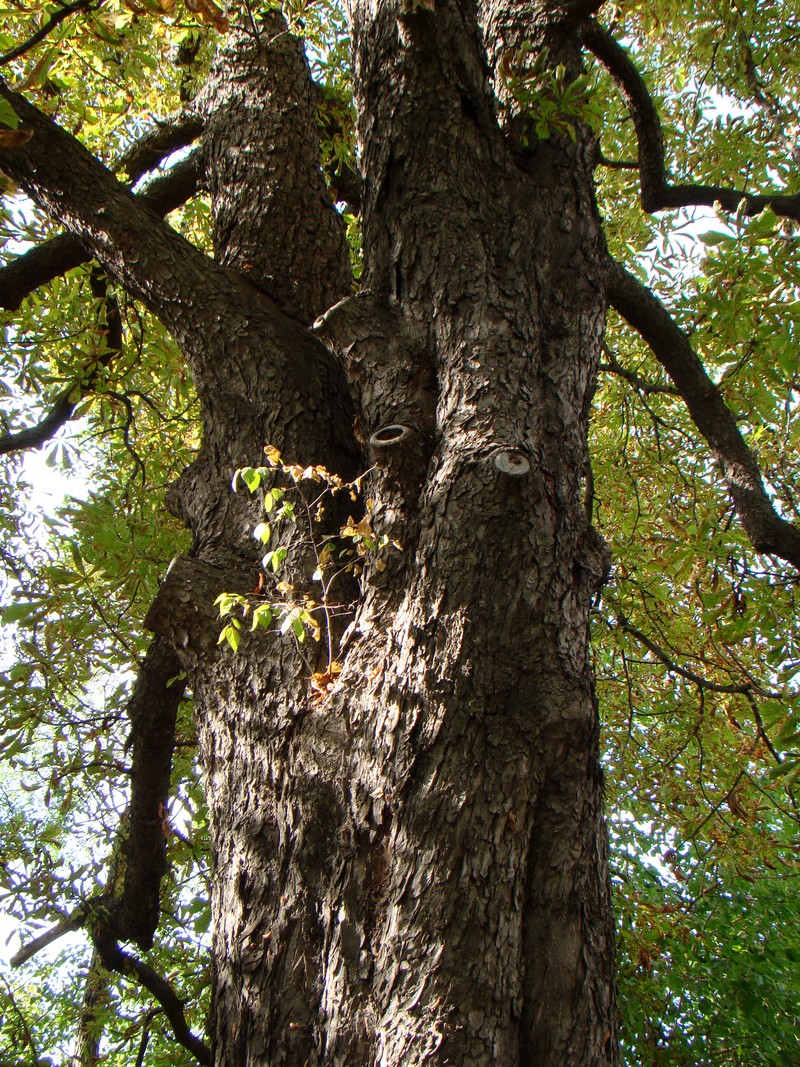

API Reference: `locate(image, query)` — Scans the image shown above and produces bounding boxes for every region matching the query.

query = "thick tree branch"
[0,104,203,458]
[94,936,211,1066]
[10,635,186,959]
[607,258,800,569]
[73,947,108,1067]
[114,111,204,185]
[0,77,244,346]
[119,635,187,949]
[0,0,99,67]
[0,74,341,431]
[581,20,800,222]
[9,911,84,967]
[1,233,85,312]
[0,267,122,454]
[90,266,122,348]
[0,268,121,452]
[560,0,607,18]
[0,150,200,312]
[597,150,638,171]
[10,638,192,1053]
[0,388,79,453]
[10,903,210,1064]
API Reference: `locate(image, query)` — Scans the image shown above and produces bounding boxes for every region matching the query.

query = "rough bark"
[121,635,187,948]
[309,5,615,1062]
[160,4,615,1064]
[0,150,200,313]
[1,2,618,1064]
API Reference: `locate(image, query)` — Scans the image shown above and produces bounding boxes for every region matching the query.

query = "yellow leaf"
[341,516,374,539]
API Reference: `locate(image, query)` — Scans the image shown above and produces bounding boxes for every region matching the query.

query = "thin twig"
[0,972,41,1064]
[0,0,99,68]
[134,1009,161,1067]
[10,899,210,1066]
[613,612,778,698]
[599,343,678,396]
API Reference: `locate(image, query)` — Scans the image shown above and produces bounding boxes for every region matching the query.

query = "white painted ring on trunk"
[370,424,414,447]
[494,449,531,475]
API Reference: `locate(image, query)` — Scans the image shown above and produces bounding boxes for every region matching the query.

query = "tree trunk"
[176,4,615,1063]
[0,1,617,1063]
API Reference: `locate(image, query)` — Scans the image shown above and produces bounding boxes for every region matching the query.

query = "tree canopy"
[1,1,799,1064]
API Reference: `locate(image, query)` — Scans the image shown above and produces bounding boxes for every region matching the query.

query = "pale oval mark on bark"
[493,449,531,475]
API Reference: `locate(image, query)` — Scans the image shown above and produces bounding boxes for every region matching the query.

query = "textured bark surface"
[0,2,618,1063]
[162,3,617,1063]
[176,4,615,1064]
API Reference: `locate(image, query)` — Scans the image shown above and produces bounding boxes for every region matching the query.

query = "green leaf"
[263,547,287,573]
[0,602,40,624]
[253,522,271,545]
[251,605,273,630]
[263,488,283,511]
[699,229,735,246]
[214,592,243,617]
[240,467,263,492]
[218,623,241,652]
[0,98,20,129]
